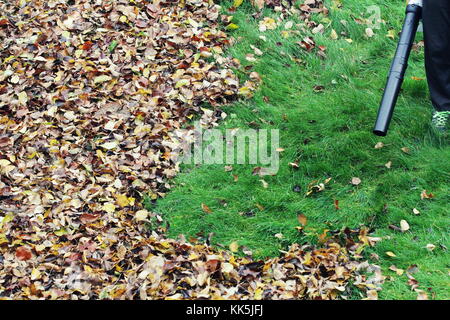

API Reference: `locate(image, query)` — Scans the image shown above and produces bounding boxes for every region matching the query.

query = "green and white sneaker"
[431,111,450,132]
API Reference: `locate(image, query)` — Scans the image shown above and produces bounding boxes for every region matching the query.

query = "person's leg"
[422,0,450,123]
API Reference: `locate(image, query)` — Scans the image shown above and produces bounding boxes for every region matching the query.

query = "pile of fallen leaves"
[0,0,383,299]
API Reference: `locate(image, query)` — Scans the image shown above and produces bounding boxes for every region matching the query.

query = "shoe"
[431,111,450,132]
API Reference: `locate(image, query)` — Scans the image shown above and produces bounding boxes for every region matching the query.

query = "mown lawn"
[149,0,449,299]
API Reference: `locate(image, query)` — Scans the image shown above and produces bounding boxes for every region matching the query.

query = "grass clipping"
[0,0,382,299]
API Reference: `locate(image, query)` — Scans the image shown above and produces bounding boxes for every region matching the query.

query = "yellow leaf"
[94,75,112,84]
[386,251,396,257]
[303,251,312,265]
[102,203,116,213]
[175,79,190,88]
[259,179,268,188]
[238,86,252,97]
[330,29,338,40]
[31,268,41,280]
[135,209,149,221]
[17,91,28,105]
[256,203,264,211]
[115,194,129,207]
[254,287,263,300]
[54,228,68,236]
[387,29,396,39]
[226,23,239,30]
[229,241,239,252]
[281,30,290,38]
[233,0,244,8]
[0,159,11,167]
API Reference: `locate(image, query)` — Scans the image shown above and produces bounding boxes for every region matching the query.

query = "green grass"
[149,0,450,299]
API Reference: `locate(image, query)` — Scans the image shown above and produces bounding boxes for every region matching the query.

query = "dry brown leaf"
[374,142,384,149]
[297,213,308,226]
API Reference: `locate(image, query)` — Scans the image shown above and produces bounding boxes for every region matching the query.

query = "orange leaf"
[201,203,212,214]
[297,213,307,226]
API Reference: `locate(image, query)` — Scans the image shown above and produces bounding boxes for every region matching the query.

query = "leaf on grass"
[251,0,265,10]
[297,213,307,226]
[385,251,396,257]
[387,29,396,39]
[401,147,411,154]
[365,28,375,38]
[389,265,404,276]
[400,220,410,232]
[334,199,340,210]
[420,190,434,200]
[350,177,362,186]
[366,290,378,300]
[201,203,212,214]
[233,0,244,8]
[259,179,268,188]
[289,162,299,169]
[226,23,239,30]
[330,29,338,40]
[229,241,239,253]
[416,291,429,300]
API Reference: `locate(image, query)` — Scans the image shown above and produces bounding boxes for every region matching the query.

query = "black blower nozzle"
[373,3,423,136]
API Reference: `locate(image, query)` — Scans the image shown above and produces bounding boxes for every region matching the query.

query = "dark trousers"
[423,0,450,111]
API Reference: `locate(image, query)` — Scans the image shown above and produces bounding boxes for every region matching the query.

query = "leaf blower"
[373,0,423,136]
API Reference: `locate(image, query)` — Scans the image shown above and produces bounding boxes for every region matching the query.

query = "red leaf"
[334,199,340,210]
[15,247,32,261]
[82,41,94,50]
[80,213,100,224]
